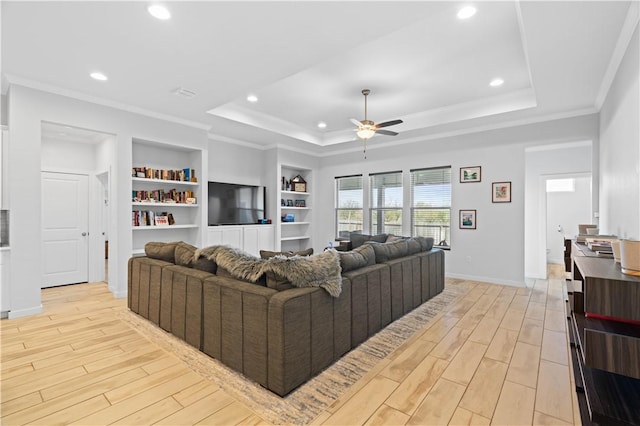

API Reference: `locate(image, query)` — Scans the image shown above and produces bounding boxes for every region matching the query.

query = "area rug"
[117,279,468,425]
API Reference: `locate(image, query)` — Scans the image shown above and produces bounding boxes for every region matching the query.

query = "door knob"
[82,232,87,236]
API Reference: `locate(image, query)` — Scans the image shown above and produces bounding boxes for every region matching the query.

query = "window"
[335,175,363,240]
[370,171,403,236]
[410,166,451,248]
[546,178,575,192]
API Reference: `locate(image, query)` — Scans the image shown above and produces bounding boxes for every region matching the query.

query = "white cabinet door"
[41,172,89,287]
[208,225,274,256]
[243,226,260,256]
[257,225,275,252]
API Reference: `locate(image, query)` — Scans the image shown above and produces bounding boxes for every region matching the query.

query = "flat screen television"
[208,181,265,225]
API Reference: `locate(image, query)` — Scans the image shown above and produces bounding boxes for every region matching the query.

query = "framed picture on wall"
[460,166,481,183]
[459,209,477,229]
[492,181,512,203]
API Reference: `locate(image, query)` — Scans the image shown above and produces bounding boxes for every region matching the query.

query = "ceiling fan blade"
[377,129,399,136]
[376,119,403,128]
[350,118,363,127]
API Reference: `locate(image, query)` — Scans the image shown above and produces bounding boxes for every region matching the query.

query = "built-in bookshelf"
[131,138,203,255]
[279,165,312,252]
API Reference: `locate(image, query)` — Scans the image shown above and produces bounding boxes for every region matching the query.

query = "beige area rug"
[117,280,468,425]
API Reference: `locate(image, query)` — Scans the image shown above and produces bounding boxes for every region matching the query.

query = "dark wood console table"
[567,242,640,426]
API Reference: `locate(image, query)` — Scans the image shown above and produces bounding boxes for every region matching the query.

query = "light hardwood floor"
[1,266,581,425]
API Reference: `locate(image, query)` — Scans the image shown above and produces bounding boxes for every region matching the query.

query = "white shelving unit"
[131,138,203,255]
[279,167,312,252]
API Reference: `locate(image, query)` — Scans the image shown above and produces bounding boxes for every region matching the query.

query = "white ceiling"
[1,1,634,152]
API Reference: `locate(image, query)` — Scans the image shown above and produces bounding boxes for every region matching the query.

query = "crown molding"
[595,1,639,110]
[4,74,212,131]
[318,107,598,158]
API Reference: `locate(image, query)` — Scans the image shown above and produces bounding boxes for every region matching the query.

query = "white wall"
[6,85,207,318]
[546,175,592,264]
[208,138,265,186]
[599,24,640,240]
[41,137,96,172]
[319,115,599,286]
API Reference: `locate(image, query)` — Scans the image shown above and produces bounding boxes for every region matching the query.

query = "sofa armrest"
[128,256,173,324]
[267,284,352,396]
[202,275,277,388]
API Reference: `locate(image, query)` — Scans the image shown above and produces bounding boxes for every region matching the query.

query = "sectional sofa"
[128,236,445,396]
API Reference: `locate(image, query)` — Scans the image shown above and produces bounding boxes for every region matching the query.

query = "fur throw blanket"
[195,245,342,297]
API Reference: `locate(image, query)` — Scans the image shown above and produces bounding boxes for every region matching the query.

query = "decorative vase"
[611,240,621,263]
[620,239,640,276]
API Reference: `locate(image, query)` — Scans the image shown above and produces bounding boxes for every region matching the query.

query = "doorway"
[545,173,592,266]
[40,122,115,288]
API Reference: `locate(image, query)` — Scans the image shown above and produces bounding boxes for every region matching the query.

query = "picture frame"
[459,209,477,229]
[286,199,294,207]
[460,166,481,183]
[492,181,511,203]
[294,199,306,207]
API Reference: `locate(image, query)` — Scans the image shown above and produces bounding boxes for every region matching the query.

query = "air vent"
[172,87,197,99]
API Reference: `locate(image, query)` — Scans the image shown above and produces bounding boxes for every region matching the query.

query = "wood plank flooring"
[1,266,581,425]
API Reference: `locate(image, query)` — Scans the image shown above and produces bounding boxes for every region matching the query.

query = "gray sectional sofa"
[128,236,445,396]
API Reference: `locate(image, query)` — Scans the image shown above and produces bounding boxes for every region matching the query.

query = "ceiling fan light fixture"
[356,126,376,140]
[457,6,477,20]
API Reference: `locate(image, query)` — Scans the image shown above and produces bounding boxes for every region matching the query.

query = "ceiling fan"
[351,89,403,140]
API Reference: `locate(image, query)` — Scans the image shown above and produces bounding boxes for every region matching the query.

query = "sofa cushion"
[366,239,409,263]
[350,232,388,248]
[175,242,217,273]
[260,248,313,290]
[339,244,376,272]
[145,241,177,263]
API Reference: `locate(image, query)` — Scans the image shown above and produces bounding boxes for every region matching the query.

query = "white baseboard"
[8,304,43,319]
[112,289,127,299]
[445,273,525,288]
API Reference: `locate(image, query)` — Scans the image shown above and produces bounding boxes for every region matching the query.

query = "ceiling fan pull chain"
[364,139,367,159]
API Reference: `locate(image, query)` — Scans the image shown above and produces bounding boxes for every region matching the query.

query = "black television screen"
[208,182,265,225]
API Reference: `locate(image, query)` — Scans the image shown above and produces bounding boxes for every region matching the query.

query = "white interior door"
[42,172,89,287]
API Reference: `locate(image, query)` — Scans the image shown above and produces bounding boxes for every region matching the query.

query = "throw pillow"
[259,248,314,290]
[370,233,389,243]
[145,241,177,263]
[406,237,422,255]
[339,244,376,272]
[175,242,217,273]
[349,232,371,249]
[414,236,435,252]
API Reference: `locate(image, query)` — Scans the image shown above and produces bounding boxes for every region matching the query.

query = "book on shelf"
[132,189,196,204]
[132,210,175,227]
[132,167,197,182]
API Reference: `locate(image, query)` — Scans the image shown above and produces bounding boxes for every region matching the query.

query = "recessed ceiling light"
[247,95,258,103]
[90,72,108,81]
[489,78,504,87]
[317,122,327,129]
[172,87,197,99]
[148,4,171,20]
[457,6,477,20]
